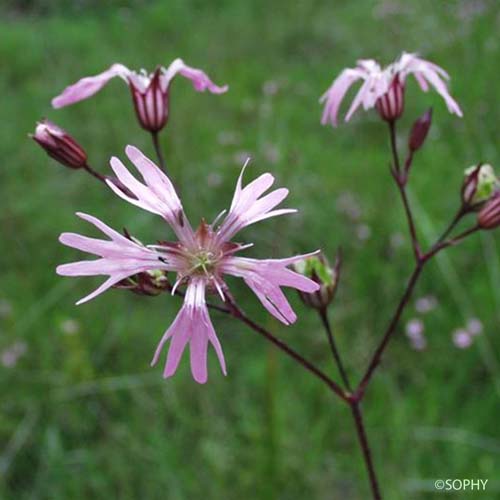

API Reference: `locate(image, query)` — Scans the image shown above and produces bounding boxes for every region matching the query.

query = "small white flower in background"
[390,232,405,250]
[452,329,473,349]
[233,151,253,165]
[60,319,81,336]
[1,341,27,368]
[415,295,438,314]
[451,317,483,349]
[263,143,280,165]
[405,318,427,351]
[0,299,13,318]
[356,224,372,241]
[336,191,362,221]
[217,131,240,146]
[406,318,424,338]
[262,80,280,96]
[467,317,483,336]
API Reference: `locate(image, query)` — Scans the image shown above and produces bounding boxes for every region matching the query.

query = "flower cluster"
[33,49,500,396]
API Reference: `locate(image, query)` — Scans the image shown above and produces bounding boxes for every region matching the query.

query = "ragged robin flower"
[51,58,228,132]
[320,52,462,126]
[56,146,319,383]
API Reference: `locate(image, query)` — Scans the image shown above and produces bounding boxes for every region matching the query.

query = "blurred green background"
[1,0,500,498]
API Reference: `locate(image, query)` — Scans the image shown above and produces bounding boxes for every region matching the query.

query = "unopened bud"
[462,163,499,208]
[375,74,405,122]
[115,269,170,296]
[408,108,432,152]
[293,252,340,311]
[31,119,87,169]
[478,193,500,230]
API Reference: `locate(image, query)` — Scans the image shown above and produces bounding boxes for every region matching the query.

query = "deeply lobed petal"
[107,146,196,247]
[320,60,383,126]
[151,279,227,384]
[221,253,320,325]
[399,54,463,117]
[216,163,295,243]
[320,67,369,126]
[161,58,228,94]
[56,212,172,305]
[52,64,131,108]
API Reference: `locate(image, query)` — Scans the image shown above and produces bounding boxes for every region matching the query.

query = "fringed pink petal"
[52,64,130,108]
[107,147,195,247]
[57,212,171,304]
[161,58,228,94]
[152,279,226,383]
[221,253,320,325]
[164,312,192,379]
[217,168,294,242]
[320,68,366,126]
[189,313,209,383]
[74,274,131,306]
[244,277,297,325]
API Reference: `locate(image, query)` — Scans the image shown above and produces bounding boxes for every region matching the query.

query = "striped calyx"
[478,192,500,229]
[375,74,405,122]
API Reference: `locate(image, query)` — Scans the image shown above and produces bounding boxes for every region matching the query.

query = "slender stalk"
[83,163,107,184]
[388,121,401,173]
[351,402,381,500]
[319,309,352,392]
[424,225,480,261]
[399,185,421,260]
[433,206,467,246]
[151,131,167,175]
[356,263,423,396]
[388,122,421,260]
[224,297,349,402]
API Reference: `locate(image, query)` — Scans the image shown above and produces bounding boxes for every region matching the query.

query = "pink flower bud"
[115,269,170,296]
[129,68,168,132]
[292,252,340,311]
[462,164,481,206]
[478,192,500,229]
[462,163,499,209]
[408,108,432,152]
[375,74,405,122]
[31,119,87,169]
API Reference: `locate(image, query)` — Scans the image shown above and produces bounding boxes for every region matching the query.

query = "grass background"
[1,0,500,498]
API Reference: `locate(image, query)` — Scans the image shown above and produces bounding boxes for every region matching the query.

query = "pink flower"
[57,146,319,383]
[52,59,228,132]
[320,52,462,127]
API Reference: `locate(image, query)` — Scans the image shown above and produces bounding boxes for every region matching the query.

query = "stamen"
[212,209,227,228]
[171,276,183,296]
[213,278,226,302]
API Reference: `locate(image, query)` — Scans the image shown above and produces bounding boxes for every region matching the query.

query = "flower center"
[189,250,219,276]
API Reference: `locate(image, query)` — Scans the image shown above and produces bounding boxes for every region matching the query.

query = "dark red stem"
[151,131,167,175]
[351,402,381,500]
[224,296,349,402]
[83,163,107,184]
[319,308,352,392]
